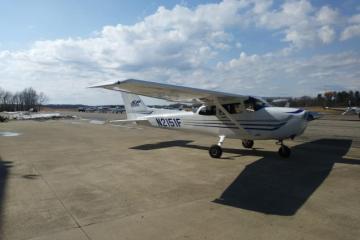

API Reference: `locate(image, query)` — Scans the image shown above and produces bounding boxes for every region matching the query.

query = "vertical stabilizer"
[121,92,151,119]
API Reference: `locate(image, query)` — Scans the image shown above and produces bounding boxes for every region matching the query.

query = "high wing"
[89,79,247,104]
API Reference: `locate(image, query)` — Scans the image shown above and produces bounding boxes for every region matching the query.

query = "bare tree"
[0,87,44,111]
[37,92,49,111]
[21,88,38,111]
[0,88,4,111]
[2,91,13,111]
[11,93,21,111]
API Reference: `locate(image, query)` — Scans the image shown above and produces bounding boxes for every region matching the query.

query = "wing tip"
[87,81,115,89]
[88,78,143,88]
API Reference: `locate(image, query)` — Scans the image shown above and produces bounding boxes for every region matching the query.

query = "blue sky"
[0,0,359,104]
[0,0,218,50]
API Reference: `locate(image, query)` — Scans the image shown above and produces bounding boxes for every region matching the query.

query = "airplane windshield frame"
[244,97,270,111]
[198,105,216,115]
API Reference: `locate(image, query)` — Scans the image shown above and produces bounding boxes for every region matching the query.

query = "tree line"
[277,90,360,108]
[1,87,358,111]
[0,87,48,112]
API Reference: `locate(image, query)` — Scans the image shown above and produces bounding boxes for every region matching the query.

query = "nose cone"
[282,108,321,121]
[288,108,309,136]
[264,107,309,139]
[284,108,312,121]
[278,107,309,137]
[284,108,305,115]
[272,107,306,119]
[265,107,305,119]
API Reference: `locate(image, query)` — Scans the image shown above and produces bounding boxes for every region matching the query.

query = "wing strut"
[213,98,249,136]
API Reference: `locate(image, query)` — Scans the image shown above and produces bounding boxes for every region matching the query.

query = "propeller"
[304,111,321,121]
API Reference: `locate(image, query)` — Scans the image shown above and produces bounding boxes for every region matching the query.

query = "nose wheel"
[242,139,254,148]
[277,140,291,158]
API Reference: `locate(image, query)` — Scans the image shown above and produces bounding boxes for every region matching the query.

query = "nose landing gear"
[209,145,222,158]
[277,140,291,158]
[242,139,254,148]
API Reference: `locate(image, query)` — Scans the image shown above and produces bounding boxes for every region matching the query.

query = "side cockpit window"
[244,97,270,111]
[222,103,242,114]
[198,98,269,115]
[198,106,216,115]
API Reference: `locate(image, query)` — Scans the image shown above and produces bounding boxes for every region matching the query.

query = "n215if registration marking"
[156,118,181,127]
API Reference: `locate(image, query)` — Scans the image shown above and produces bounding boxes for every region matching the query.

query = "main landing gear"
[208,136,291,158]
[208,136,255,158]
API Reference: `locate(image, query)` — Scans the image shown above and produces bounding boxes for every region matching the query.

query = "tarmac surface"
[0,112,359,240]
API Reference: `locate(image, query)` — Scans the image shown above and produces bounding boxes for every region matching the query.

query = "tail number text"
[156,118,181,127]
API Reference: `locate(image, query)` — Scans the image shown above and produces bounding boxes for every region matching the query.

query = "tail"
[121,92,152,119]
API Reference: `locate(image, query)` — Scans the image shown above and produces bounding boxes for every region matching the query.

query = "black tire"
[242,139,254,148]
[278,145,291,158]
[209,145,222,158]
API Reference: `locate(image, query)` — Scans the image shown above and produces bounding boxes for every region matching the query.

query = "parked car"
[97,106,110,113]
[78,107,86,112]
[111,107,126,114]
[85,107,97,112]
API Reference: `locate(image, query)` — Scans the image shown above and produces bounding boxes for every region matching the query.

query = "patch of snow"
[21,113,61,119]
[0,111,73,120]
[70,121,84,125]
[0,131,21,137]
[89,120,105,125]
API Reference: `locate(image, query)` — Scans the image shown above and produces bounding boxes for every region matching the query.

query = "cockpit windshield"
[244,97,271,111]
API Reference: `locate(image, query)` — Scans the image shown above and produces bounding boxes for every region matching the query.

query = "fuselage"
[140,106,308,141]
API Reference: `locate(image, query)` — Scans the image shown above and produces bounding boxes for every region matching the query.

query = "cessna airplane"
[324,106,360,119]
[91,79,314,158]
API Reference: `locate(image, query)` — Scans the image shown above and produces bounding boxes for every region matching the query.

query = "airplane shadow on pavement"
[131,139,359,216]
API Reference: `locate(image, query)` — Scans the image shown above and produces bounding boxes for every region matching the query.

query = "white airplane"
[324,106,360,119]
[91,79,314,158]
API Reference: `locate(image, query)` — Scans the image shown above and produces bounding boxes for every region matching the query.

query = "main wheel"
[242,139,254,148]
[209,145,222,158]
[278,145,291,158]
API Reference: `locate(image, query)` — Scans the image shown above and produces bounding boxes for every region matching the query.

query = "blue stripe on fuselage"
[286,109,304,114]
[183,121,287,131]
